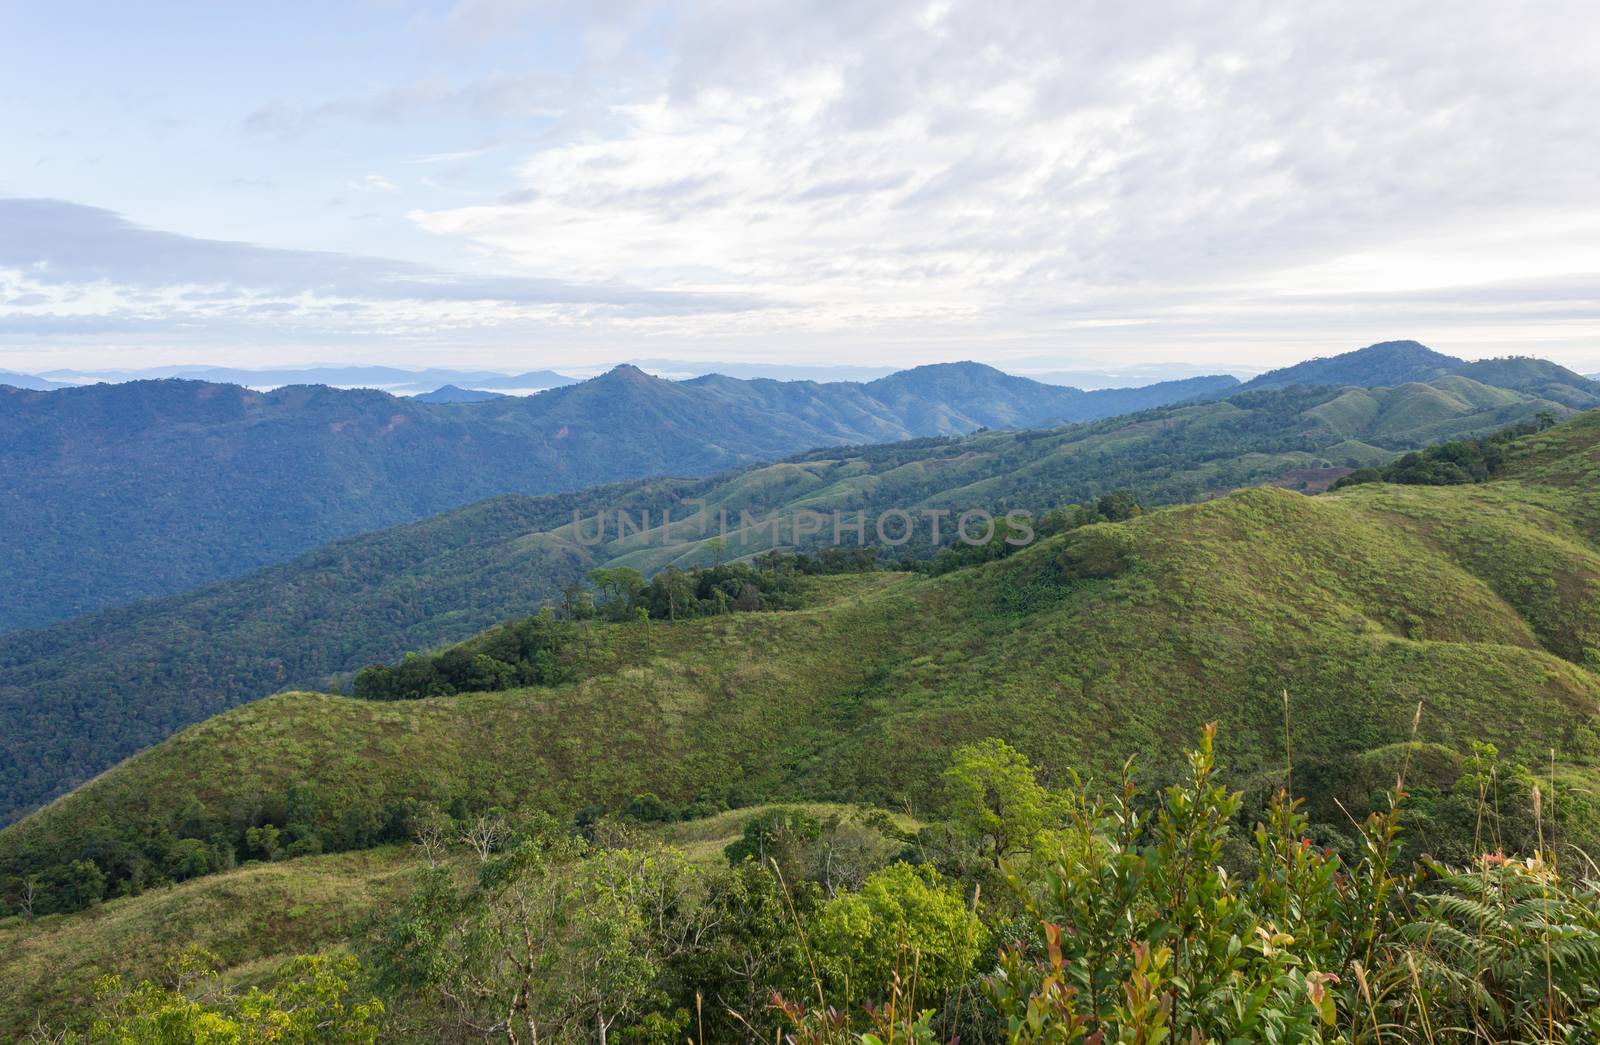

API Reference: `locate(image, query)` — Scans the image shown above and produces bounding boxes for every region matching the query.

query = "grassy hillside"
[2,382,1589,826]
[7,414,1600,920]
[0,846,416,1038]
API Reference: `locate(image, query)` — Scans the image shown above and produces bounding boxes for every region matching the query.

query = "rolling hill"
[0,362,1233,633]
[0,374,1587,825]
[4,409,1598,943]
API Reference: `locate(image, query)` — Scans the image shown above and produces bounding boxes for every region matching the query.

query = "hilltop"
[1239,340,1600,403]
[410,384,509,403]
[0,369,1586,824]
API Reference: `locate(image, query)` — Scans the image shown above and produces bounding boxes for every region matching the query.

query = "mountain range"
[1,342,1595,824]
[5,406,1600,1034]
[0,363,1235,632]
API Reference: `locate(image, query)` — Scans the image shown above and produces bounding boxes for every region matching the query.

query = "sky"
[2,0,1599,376]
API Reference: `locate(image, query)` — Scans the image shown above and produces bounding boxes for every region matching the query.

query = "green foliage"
[723,807,823,867]
[365,821,730,1043]
[1332,413,1557,489]
[943,739,1058,867]
[811,862,990,1007]
[352,609,572,701]
[68,948,381,1044]
[986,727,1600,1044]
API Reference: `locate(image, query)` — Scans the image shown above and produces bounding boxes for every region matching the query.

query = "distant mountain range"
[15,365,579,396]
[0,362,1235,632]
[1,343,1593,823]
[0,370,67,391]
[3,360,1255,393]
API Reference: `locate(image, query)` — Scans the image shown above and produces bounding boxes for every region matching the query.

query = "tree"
[810,862,989,1007]
[81,948,382,1044]
[588,567,646,621]
[943,737,1055,867]
[366,830,718,1044]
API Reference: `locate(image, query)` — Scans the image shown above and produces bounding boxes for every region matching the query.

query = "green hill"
[6,413,1599,921]
[1,381,1588,826]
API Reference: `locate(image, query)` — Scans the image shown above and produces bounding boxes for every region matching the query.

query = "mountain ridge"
[0,362,1236,632]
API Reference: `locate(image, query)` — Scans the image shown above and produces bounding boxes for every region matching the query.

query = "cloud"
[398,0,1600,364]
[9,0,1600,370]
[0,197,768,344]
[349,174,401,193]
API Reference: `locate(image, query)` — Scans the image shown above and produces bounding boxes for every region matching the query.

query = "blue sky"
[3,1,1599,375]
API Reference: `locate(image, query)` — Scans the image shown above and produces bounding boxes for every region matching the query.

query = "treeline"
[1,779,424,917]
[350,552,878,702]
[1333,412,1558,489]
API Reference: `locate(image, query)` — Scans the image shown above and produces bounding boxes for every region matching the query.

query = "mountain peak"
[1240,340,1463,392]
[412,384,508,404]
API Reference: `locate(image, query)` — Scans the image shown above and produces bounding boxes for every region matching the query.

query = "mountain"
[33,365,581,395]
[0,369,64,391]
[410,384,509,403]
[475,368,581,392]
[1238,341,1600,406]
[4,409,1599,978]
[0,375,1583,825]
[856,362,1238,431]
[1238,340,1464,390]
[0,362,1236,632]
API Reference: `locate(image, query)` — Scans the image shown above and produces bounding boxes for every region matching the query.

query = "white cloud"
[400,0,1600,365]
[350,174,401,193]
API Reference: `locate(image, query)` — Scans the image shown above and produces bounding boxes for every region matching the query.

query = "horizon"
[5,3,1600,374]
[7,339,1598,395]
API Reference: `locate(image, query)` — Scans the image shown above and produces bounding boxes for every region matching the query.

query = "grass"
[652,802,922,866]
[0,846,415,1039]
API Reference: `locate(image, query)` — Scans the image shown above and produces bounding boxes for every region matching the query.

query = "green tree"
[943,738,1055,867]
[78,948,381,1044]
[811,862,989,1007]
